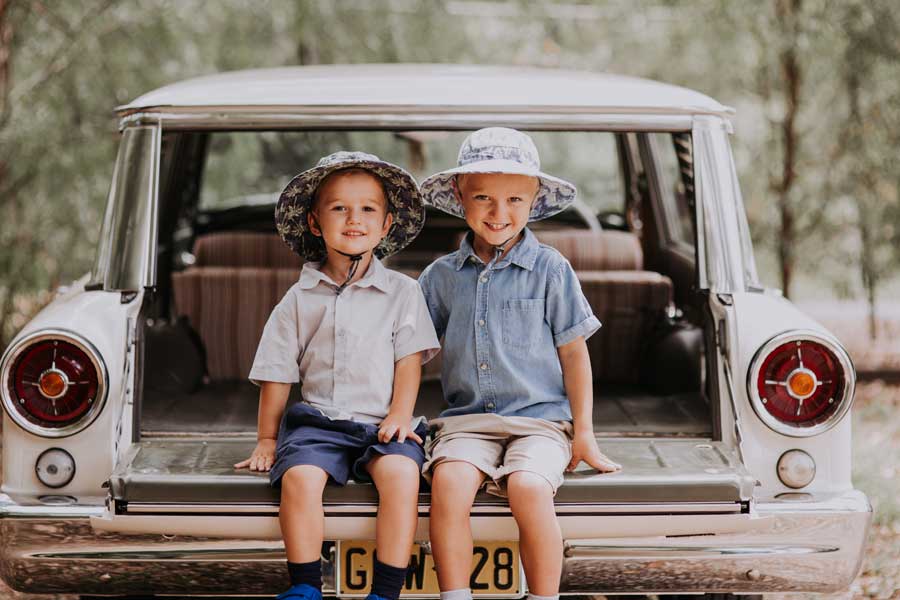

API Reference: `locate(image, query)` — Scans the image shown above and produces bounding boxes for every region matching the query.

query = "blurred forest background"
[0,2,898,598]
[1,0,900,351]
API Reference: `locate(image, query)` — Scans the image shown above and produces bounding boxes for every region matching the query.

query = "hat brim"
[275,159,424,262]
[421,159,577,221]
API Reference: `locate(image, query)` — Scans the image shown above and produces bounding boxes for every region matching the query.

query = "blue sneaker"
[276,583,322,600]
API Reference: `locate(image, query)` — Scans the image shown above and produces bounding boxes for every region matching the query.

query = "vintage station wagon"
[0,65,870,597]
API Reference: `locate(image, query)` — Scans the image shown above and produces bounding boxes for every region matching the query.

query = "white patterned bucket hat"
[421,127,577,221]
[275,151,424,262]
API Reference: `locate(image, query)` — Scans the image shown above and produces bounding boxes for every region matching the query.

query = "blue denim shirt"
[418,228,601,421]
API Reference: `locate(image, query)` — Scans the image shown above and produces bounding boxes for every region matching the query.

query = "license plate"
[336,540,521,597]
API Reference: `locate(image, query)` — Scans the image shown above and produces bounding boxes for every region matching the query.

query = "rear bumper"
[0,490,870,596]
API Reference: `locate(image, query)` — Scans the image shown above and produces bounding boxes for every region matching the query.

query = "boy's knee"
[370,454,420,490]
[281,465,327,499]
[432,461,481,486]
[430,461,483,506]
[506,470,554,500]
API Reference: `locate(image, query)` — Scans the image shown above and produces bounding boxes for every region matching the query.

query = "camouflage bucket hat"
[421,127,577,221]
[275,151,425,262]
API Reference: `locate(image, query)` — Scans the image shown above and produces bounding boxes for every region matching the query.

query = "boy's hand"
[378,413,423,444]
[568,430,622,473]
[234,438,277,472]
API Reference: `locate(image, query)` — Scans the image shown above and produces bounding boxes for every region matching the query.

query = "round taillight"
[747,332,855,437]
[1,331,107,437]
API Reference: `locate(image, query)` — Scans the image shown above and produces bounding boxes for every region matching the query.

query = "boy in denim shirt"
[418,128,621,600]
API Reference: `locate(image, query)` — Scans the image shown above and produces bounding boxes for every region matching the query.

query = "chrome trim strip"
[565,542,838,558]
[746,330,856,438]
[144,121,161,288]
[123,502,744,515]
[118,110,695,132]
[0,330,110,438]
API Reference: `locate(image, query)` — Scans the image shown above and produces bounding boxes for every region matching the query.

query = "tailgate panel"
[108,438,754,506]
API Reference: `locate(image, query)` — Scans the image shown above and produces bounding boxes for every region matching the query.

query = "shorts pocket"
[501,298,545,352]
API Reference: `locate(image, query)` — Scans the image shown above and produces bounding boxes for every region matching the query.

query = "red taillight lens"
[749,334,854,436]
[2,334,106,436]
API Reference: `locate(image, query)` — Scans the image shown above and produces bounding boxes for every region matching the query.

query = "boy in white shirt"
[236,151,440,600]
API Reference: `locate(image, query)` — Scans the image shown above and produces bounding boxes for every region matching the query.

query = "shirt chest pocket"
[501,298,546,352]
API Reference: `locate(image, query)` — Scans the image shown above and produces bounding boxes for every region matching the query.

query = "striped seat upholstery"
[535,230,673,383]
[193,231,302,269]
[577,270,673,383]
[172,233,302,381]
[534,229,644,271]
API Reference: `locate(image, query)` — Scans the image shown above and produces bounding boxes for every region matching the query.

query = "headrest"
[534,230,643,271]
[193,232,303,269]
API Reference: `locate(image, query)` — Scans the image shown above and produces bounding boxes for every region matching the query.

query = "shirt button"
[478,319,486,326]
[479,363,488,371]
[479,276,488,283]
[486,403,495,410]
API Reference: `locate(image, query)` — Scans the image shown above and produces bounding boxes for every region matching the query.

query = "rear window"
[198,130,625,216]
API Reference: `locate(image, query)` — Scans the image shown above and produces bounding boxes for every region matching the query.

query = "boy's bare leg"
[367,453,422,567]
[429,461,486,590]
[506,471,562,596]
[280,465,330,563]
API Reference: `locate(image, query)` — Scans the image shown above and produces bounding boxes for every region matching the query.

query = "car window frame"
[89,124,161,292]
[639,132,696,262]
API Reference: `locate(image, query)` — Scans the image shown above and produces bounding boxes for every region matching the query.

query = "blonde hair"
[455,172,540,196]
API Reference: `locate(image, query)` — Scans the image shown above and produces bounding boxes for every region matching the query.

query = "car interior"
[139,129,712,441]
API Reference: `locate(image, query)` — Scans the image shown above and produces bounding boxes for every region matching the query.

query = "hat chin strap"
[490,232,519,264]
[333,249,366,295]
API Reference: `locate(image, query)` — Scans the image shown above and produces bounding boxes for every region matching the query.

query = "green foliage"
[2,0,899,348]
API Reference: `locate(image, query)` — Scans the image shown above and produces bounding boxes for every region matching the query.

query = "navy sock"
[287,559,322,590]
[371,554,408,600]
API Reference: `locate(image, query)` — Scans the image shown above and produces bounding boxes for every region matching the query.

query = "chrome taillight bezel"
[0,329,109,438]
[747,330,855,438]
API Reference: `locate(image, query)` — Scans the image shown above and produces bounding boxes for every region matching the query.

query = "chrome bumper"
[0,490,871,596]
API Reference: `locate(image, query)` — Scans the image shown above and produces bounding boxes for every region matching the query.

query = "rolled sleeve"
[546,260,602,347]
[394,281,441,364]
[248,293,303,386]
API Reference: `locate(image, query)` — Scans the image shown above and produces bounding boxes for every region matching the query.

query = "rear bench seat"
[171,232,302,381]
[534,230,673,384]
[172,229,672,386]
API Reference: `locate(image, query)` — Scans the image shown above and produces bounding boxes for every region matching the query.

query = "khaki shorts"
[422,414,573,497]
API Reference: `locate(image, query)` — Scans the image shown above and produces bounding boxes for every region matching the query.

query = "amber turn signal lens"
[39,372,66,398]
[788,371,815,397]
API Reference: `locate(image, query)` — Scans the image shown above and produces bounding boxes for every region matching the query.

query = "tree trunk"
[0,0,11,126]
[842,17,880,341]
[773,0,802,299]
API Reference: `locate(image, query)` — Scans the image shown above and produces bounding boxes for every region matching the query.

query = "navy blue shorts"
[270,402,428,487]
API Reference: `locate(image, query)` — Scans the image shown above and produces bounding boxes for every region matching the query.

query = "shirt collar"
[298,256,391,293]
[454,228,539,272]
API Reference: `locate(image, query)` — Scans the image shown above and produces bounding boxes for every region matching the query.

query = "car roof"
[117,64,733,117]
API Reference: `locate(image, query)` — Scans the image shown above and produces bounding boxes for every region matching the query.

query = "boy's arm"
[558,337,621,473]
[378,352,424,444]
[417,267,448,340]
[234,381,291,471]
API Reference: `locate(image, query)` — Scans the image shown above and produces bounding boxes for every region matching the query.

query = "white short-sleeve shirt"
[249,257,440,424]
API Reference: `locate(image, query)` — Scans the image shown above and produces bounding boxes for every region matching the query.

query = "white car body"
[0,65,869,597]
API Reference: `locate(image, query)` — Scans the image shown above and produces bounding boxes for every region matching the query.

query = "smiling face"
[308,169,393,260]
[456,172,539,258]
